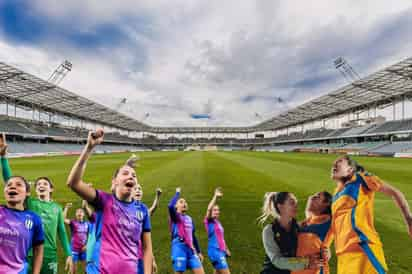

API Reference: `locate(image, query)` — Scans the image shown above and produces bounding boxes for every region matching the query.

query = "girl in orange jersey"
[330,156,412,274]
[292,192,332,274]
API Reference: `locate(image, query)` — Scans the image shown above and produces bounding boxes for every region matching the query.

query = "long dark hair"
[321,191,332,215]
[6,176,31,208]
[7,176,30,193]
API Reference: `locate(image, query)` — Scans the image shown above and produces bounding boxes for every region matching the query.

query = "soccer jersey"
[331,172,384,254]
[135,201,151,260]
[26,197,72,258]
[204,217,227,252]
[331,172,388,274]
[168,192,200,253]
[89,190,151,273]
[86,212,103,274]
[293,214,331,274]
[0,206,44,274]
[70,220,90,252]
[0,157,71,259]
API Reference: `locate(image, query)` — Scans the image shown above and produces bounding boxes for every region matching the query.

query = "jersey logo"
[25,218,34,230]
[136,210,144,221]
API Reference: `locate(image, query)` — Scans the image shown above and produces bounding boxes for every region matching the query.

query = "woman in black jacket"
[259,192,321,274]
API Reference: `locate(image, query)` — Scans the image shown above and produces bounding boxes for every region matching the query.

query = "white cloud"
[1,0,412,127]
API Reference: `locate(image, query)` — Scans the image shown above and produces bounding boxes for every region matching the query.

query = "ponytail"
[258,192,277,225]
[258,192,290,225]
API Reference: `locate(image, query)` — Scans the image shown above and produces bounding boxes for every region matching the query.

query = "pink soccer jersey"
[90,190,151,273]
[69,220,90,252]
[204,217,227,252]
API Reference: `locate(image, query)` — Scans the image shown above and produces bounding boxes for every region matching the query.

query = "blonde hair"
[258,192,278,225]
[258,192,293,225]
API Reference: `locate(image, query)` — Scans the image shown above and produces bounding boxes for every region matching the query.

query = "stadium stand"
[1,57,412,157]
[367,119,412,134]
[367,142,412,155]
[6,140,143,156]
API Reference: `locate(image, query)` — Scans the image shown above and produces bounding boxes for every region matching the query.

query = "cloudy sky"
[0,0,411,126]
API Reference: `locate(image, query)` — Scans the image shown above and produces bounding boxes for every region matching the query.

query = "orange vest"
[293,215,331,274]
[330,172,383,255]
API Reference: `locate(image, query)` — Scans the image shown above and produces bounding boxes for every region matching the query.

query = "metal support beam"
[0,72,23,82]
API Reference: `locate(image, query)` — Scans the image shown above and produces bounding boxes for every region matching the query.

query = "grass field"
[2,151,412,273]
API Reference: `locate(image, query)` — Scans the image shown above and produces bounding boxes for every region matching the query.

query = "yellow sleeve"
[323,223,334,248]
[361,173,384,192]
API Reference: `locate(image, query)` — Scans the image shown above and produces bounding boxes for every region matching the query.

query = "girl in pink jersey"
[0,176,44,274]
[63,203,90,274]
[169,187,205,274]
[204,188,231,274]
[67,129,153,274]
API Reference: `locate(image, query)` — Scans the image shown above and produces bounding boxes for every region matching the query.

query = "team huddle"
[0,129,411,274]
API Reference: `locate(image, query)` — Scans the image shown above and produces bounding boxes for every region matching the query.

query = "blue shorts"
[72,251,86,262]
[208,248,229,270]
[138,259,144,274]
[171,239,202,272]
[85,262,99,274]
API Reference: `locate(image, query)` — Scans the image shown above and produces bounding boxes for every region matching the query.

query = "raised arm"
[63,203,72,225]
[379,183,412,238]
[125,154,140,168]
[66,130,104,202]
[192,224,201,255]
[149,188,162,216]
[82,199,94,219]
[0,133,12,182]
[205,187,223,219]
[168,187,181,222]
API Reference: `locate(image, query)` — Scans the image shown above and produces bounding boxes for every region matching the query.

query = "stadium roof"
[149,126,251,134]
[254,57,412,131]
[0,57,411,134]
[0,62,150,131]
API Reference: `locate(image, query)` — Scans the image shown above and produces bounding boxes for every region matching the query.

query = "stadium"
[1,58,412,156]
[1,2,412,274]
[1,57,412,273]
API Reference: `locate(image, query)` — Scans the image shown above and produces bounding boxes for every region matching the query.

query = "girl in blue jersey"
[0,175,44,274]
[169,187,205,274]
[132,183,153,274]
[204,188,231,274]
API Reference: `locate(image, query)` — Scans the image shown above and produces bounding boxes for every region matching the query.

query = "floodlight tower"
[48,60,72,85]
[334,57,363,125]
[334,57,360,83]
[142,113,150,121]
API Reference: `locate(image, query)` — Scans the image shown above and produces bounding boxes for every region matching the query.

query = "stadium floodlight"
[48,60,72,85]
[142,113,150,121]
[334,57,360,83]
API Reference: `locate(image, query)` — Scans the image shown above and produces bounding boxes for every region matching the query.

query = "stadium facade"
[1,58,412,157]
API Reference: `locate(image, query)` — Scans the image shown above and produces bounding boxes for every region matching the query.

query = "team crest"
[136,210,144,221]
[25,218,34,230]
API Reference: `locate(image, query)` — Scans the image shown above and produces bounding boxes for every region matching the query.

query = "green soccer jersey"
[1,156,71,259]
[26,197,71,258]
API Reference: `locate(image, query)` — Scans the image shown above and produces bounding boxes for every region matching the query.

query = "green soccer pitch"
[1,151,412,273]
